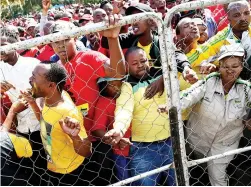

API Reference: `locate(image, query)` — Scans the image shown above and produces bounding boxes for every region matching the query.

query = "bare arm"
[59,117,92,157]
[99,14,126,78]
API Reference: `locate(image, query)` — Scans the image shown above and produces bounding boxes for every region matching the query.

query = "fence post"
[163,0,240,186]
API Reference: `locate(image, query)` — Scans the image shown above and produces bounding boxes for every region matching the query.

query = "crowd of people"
[1,0,251,186]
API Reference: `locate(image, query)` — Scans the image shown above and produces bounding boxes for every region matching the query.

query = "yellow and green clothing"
[179,25,251,120]
[40,91,87,174]
[187,25,251,68]
[114,67,170,142]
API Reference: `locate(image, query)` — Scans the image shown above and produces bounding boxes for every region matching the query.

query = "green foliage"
[1,0,101,19]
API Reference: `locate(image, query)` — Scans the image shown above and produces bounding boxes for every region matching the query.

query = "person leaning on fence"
[92,77,132,182]
[103,46,176,186]
[48,15,126,140]
[26,62,92,185]
[186,1,251,80]
[177,44,251,186]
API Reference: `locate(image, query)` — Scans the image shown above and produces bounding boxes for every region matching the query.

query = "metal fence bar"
[1,12,176,186]
[0,12,163,54]
[187,145,251,167]
[110,163,173,186]
[163,0,240,185]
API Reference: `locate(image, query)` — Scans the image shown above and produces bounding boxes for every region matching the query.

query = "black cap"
[125,3,153,16]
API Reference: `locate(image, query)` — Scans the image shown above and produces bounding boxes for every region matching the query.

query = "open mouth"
[58,51,67,56]
[132,26,139,34]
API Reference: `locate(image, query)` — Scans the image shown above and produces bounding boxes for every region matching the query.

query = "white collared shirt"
[0,56,41,133]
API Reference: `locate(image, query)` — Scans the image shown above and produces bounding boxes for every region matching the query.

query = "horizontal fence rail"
[0,12,163,54]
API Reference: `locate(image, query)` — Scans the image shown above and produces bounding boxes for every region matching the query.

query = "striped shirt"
[187,25,251,68]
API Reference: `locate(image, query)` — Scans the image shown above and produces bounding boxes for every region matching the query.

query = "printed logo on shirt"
[77,103,89,117]
[40,118,53,163]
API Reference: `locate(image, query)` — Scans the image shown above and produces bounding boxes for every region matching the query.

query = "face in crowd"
[126,47,149,80]
[176,17,200,44]
[29,63,67,98]
[93,9,107,23]
[50,21,77,63]
[193,18,208,44]
[102,2,113,16]
[100,80,122,99]
[26,26,36,37]
[51,39,76,62]
[219,56,243,83]
[0,26,19,64]
[130,9,151,36]
[228,2,251,32]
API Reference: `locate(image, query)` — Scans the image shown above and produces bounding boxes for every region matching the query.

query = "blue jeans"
[129,138,176,186]
[112,154,131,181]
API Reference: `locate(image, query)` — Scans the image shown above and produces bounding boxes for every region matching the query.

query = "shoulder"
[77,51,109,63]
[19,56,40,64]
[207,26,230,45]
[235,78,251,88]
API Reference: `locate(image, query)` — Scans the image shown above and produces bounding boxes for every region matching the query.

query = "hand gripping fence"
[0,12,175,186]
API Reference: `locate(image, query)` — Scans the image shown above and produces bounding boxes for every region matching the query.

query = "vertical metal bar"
[163,0,240,186]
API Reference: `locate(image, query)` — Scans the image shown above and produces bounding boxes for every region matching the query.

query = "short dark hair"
[175,25,180,35]
[125,46,144,61]
[41,62,68,92]
[100,0,110,9]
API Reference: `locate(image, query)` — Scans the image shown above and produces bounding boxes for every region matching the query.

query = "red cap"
[79,14,93,21]
[59,17,71,22]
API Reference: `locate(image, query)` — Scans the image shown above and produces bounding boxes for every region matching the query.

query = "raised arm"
[99,14,126,78]
[40,0,51,36]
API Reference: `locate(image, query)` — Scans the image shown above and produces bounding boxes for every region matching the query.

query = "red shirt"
[19,47,40,58]
[36,45,55,61]
[93,96,131,156]
[208,5,229,31]
[64,51,108,140]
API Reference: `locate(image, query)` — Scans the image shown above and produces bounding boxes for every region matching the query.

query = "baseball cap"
[26,20,37,30]
[97,77,125,84]
[79,14,93,22]
[218,44,245,61]
[51,20,76,33]
[125,3,153,15]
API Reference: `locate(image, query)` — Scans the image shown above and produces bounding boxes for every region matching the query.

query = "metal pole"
[110,164,173,186]
[0,12,163,54]
[163,0,240,185]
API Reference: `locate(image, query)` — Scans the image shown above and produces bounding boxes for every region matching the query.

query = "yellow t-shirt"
[8,133,33,158]
[40,91,87,174]
[137,42,152,61]
[114,82,170,142]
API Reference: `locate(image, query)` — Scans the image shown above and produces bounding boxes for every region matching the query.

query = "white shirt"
[0,56,41,133]
[180,72,250,163]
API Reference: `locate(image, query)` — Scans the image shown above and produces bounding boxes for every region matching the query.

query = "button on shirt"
[0,56,41,133]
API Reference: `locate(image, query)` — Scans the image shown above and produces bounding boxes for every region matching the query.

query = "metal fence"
[1,0,251,185]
